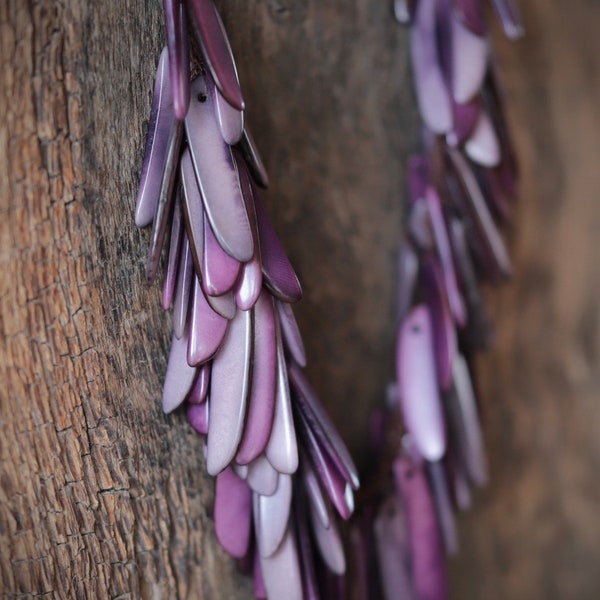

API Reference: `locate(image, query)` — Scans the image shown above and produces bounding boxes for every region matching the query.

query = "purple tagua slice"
[396,304,447,462]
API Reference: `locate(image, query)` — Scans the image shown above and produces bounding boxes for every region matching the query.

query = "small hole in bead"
[197,93,207,103]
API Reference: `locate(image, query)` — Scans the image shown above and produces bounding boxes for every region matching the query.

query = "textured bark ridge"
[2,1,600,599]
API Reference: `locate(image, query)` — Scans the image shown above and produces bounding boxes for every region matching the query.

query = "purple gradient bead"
[188,277,228,365]
[265,319,299,474]
[254,474,293,557]
[395,455,448,600]
[202,210,241,296]
[289,361,359,490]
[162,191,184,310]
[185,76,253,262]
[206,306,252,475]
[173,234,194,339]
[162,327,197,414]
[422,256,458,391]
[187,362,211,404]
[135,48,176,228]
[259,524,303,600]
[452,0,485,36]
[411,0,452,133]
[236,291,277,465]
[276,300,307,368]
[163,0,190,120]
[426,186,467,327]
[187,0,245,110]
[396,304,447,462]
[247,454,279,497]
[254,191,303,303]
[187,399,209,434]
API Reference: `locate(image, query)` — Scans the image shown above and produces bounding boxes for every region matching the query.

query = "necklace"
[134,1,522,597]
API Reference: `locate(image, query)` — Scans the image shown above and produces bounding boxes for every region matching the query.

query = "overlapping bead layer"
[135,2,359,598]
[350,2,523,598]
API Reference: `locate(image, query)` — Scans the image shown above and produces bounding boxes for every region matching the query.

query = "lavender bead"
[396,305,447,462]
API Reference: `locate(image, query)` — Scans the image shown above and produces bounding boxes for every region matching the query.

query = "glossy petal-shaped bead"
[188,277,228,365]
[163,327,197,414]
[247,454,279,497]
[136,48,176,228]
[276,300,307,368]
[450,354,488,486]
[187,362,210,404]
[422,257,457,392]
[411,0,452,133]
[239,127,270,188]
[210,74,244,145]
[265,321,299,474]
[146,119,183,283]
[180,148,206,275]
[465,110,501,167]
[259,524,303,600]
[394,455,447,600]
[302,461,330,529]
[289,362,359,489]
[254,474,293,558]
[296,413,354,520]
[162,191,184,310]
[234,254,263,311]
[187,399,209,434]
[206,306,252,475]
[185,77,253,262]
[236,291,277,465]
[186,0,245,110]
[373,494,416,600]
[309,499,346,575]
[202,210,241,296]
[447,148,512,277]
[426,186,466,326]
[254,192,303,303]
[214,467,252,558]
[173,234,194,339]
[206,290,237,320]
[428,460,458,556]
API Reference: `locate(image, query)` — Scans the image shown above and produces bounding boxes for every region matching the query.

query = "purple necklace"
[133,1,522,597]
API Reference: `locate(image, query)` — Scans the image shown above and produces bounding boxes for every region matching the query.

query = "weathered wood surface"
[1,0,599,598]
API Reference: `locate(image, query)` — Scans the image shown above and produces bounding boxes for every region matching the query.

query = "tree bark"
[1,0,599,599]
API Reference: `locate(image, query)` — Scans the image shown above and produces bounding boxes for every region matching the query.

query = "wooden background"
[1,0,599,598]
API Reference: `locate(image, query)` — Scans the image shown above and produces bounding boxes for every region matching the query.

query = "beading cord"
[134,1,358,598]
[348,2,523,599]
[134,1,523,598]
